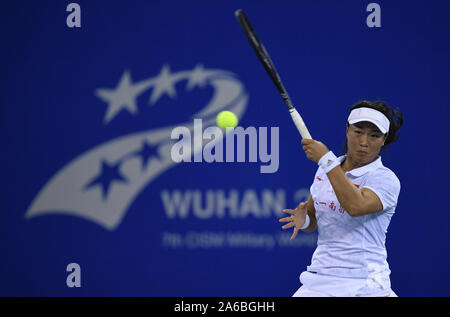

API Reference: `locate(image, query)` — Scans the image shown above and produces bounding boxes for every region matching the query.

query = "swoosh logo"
[25,65,248,230]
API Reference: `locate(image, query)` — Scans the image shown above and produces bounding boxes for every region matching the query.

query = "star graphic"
[133,141,160,170]
[85,160,128,200]
[149,64,178,105]
[186,64,210,91]
[96,70,149,124]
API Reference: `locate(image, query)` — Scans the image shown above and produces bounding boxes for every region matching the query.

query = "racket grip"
[289,108,312,139]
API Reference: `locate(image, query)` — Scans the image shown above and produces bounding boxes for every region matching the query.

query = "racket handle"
[289,108,312,139]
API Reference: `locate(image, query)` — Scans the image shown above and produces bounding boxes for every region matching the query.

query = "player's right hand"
[279,202,308,240]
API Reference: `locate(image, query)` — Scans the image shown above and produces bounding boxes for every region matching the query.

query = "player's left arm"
[301,139,383,217]
[325,167,382,216]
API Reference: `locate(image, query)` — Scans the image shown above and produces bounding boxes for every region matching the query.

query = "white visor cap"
[348,107,390,134]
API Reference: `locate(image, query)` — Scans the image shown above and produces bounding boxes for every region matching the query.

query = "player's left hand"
[301,139,329,163]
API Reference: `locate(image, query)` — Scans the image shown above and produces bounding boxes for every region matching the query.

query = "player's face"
[346,122,387,164]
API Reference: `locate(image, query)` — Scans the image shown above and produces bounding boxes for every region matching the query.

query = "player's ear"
[382,133,388,146]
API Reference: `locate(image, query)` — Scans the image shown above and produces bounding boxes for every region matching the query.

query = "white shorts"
[292,271,397,297]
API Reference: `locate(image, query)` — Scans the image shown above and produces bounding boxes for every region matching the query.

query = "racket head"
[235,9,311,138]
[235,9,289,104]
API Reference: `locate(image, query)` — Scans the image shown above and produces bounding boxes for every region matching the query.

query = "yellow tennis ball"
[216,111,238,129]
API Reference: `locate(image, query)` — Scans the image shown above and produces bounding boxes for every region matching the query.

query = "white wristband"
[318,151,340,174]
[300,214,310,230]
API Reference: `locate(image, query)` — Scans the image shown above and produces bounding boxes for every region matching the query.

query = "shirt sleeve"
[362,169,401,211]
[309,166,324,200]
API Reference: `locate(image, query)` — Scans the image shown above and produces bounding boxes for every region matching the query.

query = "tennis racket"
[235,9,312,139]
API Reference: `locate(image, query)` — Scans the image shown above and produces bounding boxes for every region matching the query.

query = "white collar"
[337,155,383,177]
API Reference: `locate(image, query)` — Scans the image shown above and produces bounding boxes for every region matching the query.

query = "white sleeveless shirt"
[307,155,400,295]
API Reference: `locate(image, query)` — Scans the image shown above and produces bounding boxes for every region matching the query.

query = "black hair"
[343,100,404,153]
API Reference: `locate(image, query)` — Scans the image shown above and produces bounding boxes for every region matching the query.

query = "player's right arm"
[302,194,317,233]
[279,195,317,239]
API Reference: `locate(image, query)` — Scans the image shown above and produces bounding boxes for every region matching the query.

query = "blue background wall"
[1,0,449,296]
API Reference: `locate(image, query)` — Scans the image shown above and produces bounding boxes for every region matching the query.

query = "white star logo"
[28,65,249,230]
[95,70,149,124]
[94,64,234,124]
[186,64,210,91]
[149,64,178,105]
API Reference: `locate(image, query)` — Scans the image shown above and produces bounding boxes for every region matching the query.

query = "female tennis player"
[279,100,403,297]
